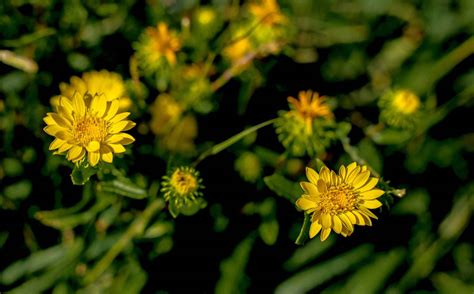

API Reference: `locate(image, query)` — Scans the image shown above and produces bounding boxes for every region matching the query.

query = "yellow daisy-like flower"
[44,92,136,166]
[145,22,181,65]
[249,0,287,26]
[295,162,385,241]
[288,90,334,133]
[379,89,422,129]
[51,70,131,111]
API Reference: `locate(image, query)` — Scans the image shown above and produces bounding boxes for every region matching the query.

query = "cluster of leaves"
[1,0,473,293]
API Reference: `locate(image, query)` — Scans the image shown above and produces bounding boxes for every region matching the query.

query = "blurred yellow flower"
[160,115,198,154]
[379,89,422,129]
[288,90,333,133]
[149,94,183,136]
[44,92,135,166]
[52,70,131,111]
[145,22,181,65]
[296,162,384,241]
[222,35,252,65]
[249,0,287,26]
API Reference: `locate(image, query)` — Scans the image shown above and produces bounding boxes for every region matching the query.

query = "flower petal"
[346,166,361,184]
[109,112,130,124]
[49,138,64,150]
[103,99,119,120]
[339,213,354,232]
[352,170,370,189]
[338,165,346,179]
[317,179,327,194]
[309,221,322,238]
[344,211,357,224]
[296,197,317,211]
[108,143,126,153]
[363,199,383,209]
[359,206,379,220]
[306,167,319,184]
[108,120,129,134]
[100,144,113,163]
[67,146,84,161]
[345,162,357,180]
[352,211,366,225]
[320,228,331,241]
[319,167,331,183]
[360,189,384,200]
[88,151,100,166]
[86,141,100,152]
[300,181,319,196]
[58,143,73,153]
[106,133,135,145]
[321,213,332,228]
[72,92,86,117]
[332,215,342,234]
[358,177,379,192]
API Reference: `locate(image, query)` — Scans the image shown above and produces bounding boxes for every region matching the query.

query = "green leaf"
[99,179,147,199]
[294,213,311,245]
[215,235,255,294]
[168,200,179,218]
[357,138,383,173]
[285,236,335,271]
[275,245,373,294]
[70,164,98,185]
[4,180,32,200]
[2,157,24,176]
[264,173,301,203]
[179,198,207,216]
[259,219,279,245]
[371,128,412,145]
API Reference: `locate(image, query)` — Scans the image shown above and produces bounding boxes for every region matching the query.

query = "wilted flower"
[379,89,422,129]
[44,92,135,166]
[296,162,384,241]
[161,166,204,210]
[51,70,132,111]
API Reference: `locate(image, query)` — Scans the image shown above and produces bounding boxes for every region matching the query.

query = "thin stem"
[83,198,165,285]
[193,118,278,166]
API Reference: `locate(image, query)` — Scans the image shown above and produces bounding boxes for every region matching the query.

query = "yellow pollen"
[319,184,358,214]
[73,116,107,146]
[170,170,198,196]
[392,90,420,114]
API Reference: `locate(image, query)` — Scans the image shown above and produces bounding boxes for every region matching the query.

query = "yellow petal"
[338,213,354,232]
[346,166,361,184]
[296,197,317,211]
[100,144,113,163]
[338,165,346,179]
[103,99,119,120]
[59,96,74,115]
[300,182,319,196]
[86,141,100,152]
[363,200,383,209]
[319,167,331,183]
[358,177,379,192]
[320,228,331,241]
[330,171,338,186]
[360,189,384,200]
[306,167,319,184]
[57,105,74,123]
[309,221,322,238]
[359,206,379,220]
[49,138,64,150]
[352,170,370,189]
[321,213,332,228]
[317,179,327,194]
[58,143,73,153]
[88,151,100,166]
[108,143,126,153]
[55,130,73,141]
[109,112,130,124]
[121,121,136,131]
[106,133,135,145]
[360,213,372,226]
[332,215,342,234]
[49,113,72,128]
[72,92,86,117]
[67,146,84,161]
[344,211,357,224]
[43,115,55,125]
[345,162,357,179]
[108,120,129,134]
[352,211,366,225]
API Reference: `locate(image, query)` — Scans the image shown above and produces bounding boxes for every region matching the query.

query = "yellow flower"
[44,92,136,166]
[149,94,183,136]
[392,89,420,114]
[378,89,422,129]
[145,22,181,65]
[249,0,287,26]
[51,70,131,111]
[222,35,253,65]
[161,166,204,209]
[296,162,385,241]
[288,90,333,133]
[159,115,198,154]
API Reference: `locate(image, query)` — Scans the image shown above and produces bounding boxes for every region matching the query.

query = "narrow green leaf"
[264,173,301,202]
[285,235,335,271]
[100,179,147,199]
[294,213,311,245]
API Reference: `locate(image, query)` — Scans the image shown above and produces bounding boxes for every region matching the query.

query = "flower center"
[170,170,198,196]
[319,184,358,214]
[393,91,420,114]
[73,116,107,146]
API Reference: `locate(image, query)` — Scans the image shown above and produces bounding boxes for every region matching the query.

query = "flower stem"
[82,198,165,285]
[193,118,278,166]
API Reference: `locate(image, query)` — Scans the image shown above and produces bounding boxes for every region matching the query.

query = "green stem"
[82,198,165,285]
[193,118,278,166]
[338,135,380,178]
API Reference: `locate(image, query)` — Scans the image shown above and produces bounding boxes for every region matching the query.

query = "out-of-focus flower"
[235,152,262,183]
[379,89,422,129]
[161,166,204,209]
[222,29,253,66]
[159,114,198,154]
[149,94,183,136]
[248,0,287,26]
[51,70,132,111]
[44,92,135,166]
[135,23,181,74]
[288,90,333,133]
[296,163,384,241]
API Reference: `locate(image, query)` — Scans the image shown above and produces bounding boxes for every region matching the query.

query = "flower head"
[296,162,385,241]
[52,70,131,111]
[249,0,287,26]
[288,90,333,132]
[222,32,253,66]
[149,94,183,136]
[379,89,422,129]
[44,92,136,166]
[161,166,204,209]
